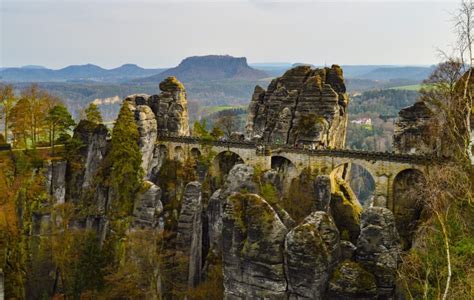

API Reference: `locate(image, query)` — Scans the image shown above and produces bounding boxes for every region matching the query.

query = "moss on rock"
[331,177,362,243]
[328,260,377,299]
[159,76,185,92]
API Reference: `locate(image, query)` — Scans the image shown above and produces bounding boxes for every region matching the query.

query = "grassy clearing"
[390,84,422,91]
[199,105,246,117]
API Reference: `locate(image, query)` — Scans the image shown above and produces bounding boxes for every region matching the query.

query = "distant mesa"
[134,55,268,83]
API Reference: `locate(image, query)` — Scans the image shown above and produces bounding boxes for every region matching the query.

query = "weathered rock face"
[394,101,436,154]
[149,76,190,136]
[245,65,349,148]
[82,124,108,189]
[327,260,378,299]
[222,193,288,299]
[331,177,363,243]
[133,181,163,229]
[207,164,258,253]
[356,207,401,297]
[314,175,332,212]
[121,77,190,178]
[176,181,203,288]
[45,160,67,204]
[124,99,158,178]
[285,211,340,299]
[66,120,108,203]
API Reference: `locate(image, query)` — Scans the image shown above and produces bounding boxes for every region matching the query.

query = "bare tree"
[215,110,239,138]
[454,0,474,164]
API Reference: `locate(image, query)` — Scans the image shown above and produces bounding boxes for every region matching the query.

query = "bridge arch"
[271,155,298,176]
[330,162,376,206]
[391,168,425,249]
[190,147,202,160]
[270,155,299,192]
[174,145,184,161]
[212,150,244,177]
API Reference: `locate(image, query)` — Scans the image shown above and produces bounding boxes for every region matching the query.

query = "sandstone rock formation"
[152,76,190,136]
[327,260,378,299]
[45,160,67,204]
[314,175,332,212]
[285,211,340,299]
[222,193,288,299]
[207,164,258,253]
[356,207,401,297]
[125,77,189,136]
[176,181,203,288]
[66,120,108,204]
[331,177,363,243]
[394,101,436,154]
[123,76,190,178]
[125,98,158,178]
[133,181,163,229]
[245,65,349,148]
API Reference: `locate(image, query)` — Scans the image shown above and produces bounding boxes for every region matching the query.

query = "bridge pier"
[373,174,394,207]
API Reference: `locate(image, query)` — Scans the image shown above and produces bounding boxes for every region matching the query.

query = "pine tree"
[83,103,103,124]
[108,104,143,216]
[46,104,75,154]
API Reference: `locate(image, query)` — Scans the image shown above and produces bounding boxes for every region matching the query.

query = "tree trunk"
[436,211,451,300]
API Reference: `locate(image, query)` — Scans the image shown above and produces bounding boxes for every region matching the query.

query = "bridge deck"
[157,135,438,165]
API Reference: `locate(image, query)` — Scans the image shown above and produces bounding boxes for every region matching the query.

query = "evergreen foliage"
[83,103,103,124]
[107,104,143,216]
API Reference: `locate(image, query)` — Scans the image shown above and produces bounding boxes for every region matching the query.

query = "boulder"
[356,207,401,297]
[222,193,288,299]
[340,240,356,261]
[245,65,349,148]
[133,181,163,229]
[327,260,378,299]
[285,211,340,299]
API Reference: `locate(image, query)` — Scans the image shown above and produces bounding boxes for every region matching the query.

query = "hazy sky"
[0,0,461,69]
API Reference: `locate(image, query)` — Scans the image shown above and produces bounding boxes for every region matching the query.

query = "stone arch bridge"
[157,135,436,210]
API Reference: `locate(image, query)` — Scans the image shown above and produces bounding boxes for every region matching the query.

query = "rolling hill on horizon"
[0,63,165,82]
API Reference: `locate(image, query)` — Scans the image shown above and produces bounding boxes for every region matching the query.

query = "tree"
[0,84,17,142]
[453,0,474,164]
[215,111,239,138]
[107,103,143,216]
[210,125,224,140]
[9,97,32,147]
[46,104,75,154]
[398,3,474,299]
[192,119,213,140]
[9,85,59,148]
[83,103,103,124]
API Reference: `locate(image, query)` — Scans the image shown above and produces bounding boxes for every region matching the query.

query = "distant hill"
[0,64,165,82]
[356,66,435,81]
[21,65,47,70]
[135,55,268,83]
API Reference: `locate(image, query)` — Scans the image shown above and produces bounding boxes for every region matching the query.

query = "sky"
[0,0,461,69]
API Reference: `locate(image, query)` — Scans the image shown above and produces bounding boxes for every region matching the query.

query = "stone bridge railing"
[157,134,438,165]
